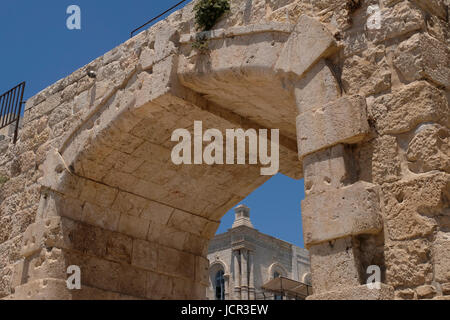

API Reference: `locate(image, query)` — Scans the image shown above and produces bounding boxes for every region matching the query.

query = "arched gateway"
[0,0,449,300]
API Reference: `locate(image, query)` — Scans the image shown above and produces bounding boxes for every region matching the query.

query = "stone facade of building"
[0,0,449,300]
[207,205,310,300]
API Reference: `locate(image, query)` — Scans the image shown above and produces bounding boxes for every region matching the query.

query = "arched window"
[215,270,225,300]
[273,272,282,300]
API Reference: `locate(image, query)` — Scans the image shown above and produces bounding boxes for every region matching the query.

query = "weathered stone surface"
[341,46,391,96]
[365,135,402,185]
[395,288,416,300]
[367,1,425,44]
[411,0,448,20]
[368,81,449,135]
[416,284,437,299]
[407,124,450,174]
[385,239,433,288]
[302,182,382,247]
[442,282,450,295]
[297,95,369,158]
[309,237,362,294]
[303,144,356,195]
[394,33,450,89]
[433,232,450,283]
[307,284,395,300]
[294,60,341,114]
[275,15,337,78]
[381,173,449,241]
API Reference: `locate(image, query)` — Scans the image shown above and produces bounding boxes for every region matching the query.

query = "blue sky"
[0,1,306,248]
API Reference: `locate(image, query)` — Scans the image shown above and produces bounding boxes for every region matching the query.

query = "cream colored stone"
[309,237,362,294]
[341,46,391,97]
[302,182,382,248]
[394,33,450,89]
[294,60,341,114]
[416,284,437,299]
[303,144,356,194]
[367,1,425,44]
[297,95,369,158]
[433,232,450,284]
[411,0,448,20]
[407,124,450,174]
[275,15,337,78]
[381,173,449,241]
[368,81,449,135]
[385,239,433,288]
[308,284,394,300]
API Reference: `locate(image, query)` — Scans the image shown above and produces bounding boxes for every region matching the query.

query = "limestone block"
[146,272,174,300]
[21,217,64,258]
[139,47,155,71]
[368,81,449,135]
[118,264,147,298]
[394,33,450,89]
[385,239,432,288]
[411,0,448,20]
[167,209,210,237]
[154,21,179,62]
[416,284,437,299]
[294,60,341,114]
[307,284,394,300]
[381,173,449,241]
[112,191,149,218]
[68,253,122,293]
[309,237,362,294]
[195,256,210,287]
[442,283,450,295]
[407,124,450,174]
[26,248,67,283]
[303,144,356,195]
[433,232,450,283]
[117,213,150,240]
[82,202,121,232]
[0,264,13,298]
[132,239,158,271]
[341,46,391,97]
[275,15,337,78]
[157,245,195,279]
[367,1,425,44]
[357,134,402,185]
[140,200,174,225]
[105,232,133,264]
[10,279,73,300]
[297,95,369,159]
[426,14,450,44]
[395,288,416,300]
[302,182,382,247]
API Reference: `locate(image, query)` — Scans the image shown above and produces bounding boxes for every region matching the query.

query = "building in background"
[207,205,311,300]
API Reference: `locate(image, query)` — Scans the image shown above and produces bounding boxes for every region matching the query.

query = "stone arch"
[5,0,446,301]
[302,272,312,286]
[11,7,371,299]
[208,259,230,300]
[18,7,342,300]
[268,262,288,280]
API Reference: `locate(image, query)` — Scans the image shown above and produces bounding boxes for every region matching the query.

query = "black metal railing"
[130,0,189,38]
[0,82,26,144]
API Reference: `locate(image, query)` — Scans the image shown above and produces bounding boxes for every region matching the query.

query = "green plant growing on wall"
[0,174,8,186]
[192,34,210,53]
[193,0,230,31]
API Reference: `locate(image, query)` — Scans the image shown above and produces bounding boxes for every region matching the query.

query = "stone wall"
[0,0,449,300]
